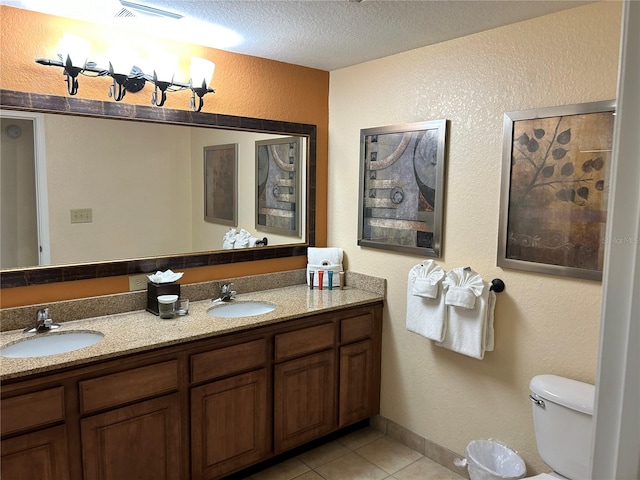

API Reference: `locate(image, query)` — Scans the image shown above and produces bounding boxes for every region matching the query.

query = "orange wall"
[0,6,329,307]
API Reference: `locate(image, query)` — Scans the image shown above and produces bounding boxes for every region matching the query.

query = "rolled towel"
[412,260,445,298]
[443,267,484,309]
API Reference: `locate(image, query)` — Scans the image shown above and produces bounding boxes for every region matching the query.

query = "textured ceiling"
[4,0,594,71]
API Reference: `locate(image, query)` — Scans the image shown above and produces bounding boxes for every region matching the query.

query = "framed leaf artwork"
[498,100,616,280]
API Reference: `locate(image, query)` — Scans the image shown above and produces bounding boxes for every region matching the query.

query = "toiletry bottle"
[318,270,324,290]
[309,271,315,289]
[328,270,333,290]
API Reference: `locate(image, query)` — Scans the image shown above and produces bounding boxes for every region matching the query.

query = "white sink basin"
[0,331,104,358]
[207,301,276,318]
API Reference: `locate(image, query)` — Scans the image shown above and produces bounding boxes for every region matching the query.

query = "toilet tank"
[529,375,595,480]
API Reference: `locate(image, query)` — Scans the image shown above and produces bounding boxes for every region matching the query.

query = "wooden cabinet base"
[1,302,382,480]
[191,369,269,480]
[81,394,182,480]
[1,425,70,480]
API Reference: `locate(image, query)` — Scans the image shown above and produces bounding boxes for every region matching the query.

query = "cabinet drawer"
[191,338,267,384]
[79,360,178,414]
[340,314,373,344]
[275,323,335,361]
[1,387,65,436]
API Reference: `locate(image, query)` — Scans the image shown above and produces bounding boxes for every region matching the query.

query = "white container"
[464,439,526,480]
[157,294,178,319]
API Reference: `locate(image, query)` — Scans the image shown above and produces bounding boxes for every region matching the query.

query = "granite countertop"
[0,285,383,381]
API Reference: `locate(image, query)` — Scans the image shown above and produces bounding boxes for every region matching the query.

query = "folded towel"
[412,260,445,298]
[406,261,447,342]
[222,228,237,250]
[443,267,485,309]
[413,278,438,298]
[307,247,343,287]
[436,278,495,359]
[307,247,343,267]
[233,229,251,249]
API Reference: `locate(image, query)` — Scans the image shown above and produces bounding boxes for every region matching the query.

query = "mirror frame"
[0,89,316,289]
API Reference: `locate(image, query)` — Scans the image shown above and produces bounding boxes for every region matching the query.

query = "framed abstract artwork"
[498,100,616,280]
[357,120,448,257]
[204,143,237,226]
[255,136,301,236]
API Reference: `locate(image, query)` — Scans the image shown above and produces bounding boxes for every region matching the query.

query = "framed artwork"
[204,144,237,226]
[357,120,448,257]
[255,136,301,237]
[498,100,616,280]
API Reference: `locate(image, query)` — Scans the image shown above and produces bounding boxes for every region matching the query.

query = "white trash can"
[459,439,526,480]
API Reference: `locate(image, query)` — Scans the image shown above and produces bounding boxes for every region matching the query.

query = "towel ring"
[490,278,505,293]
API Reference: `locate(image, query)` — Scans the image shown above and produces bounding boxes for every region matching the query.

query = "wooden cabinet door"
[274,349,335,452]
[81,393,182,480]
[1,425,70,480]
[339,340,375,427]
[191,369,269,480]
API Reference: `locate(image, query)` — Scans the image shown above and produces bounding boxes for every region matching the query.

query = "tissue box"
[146,282,181,315]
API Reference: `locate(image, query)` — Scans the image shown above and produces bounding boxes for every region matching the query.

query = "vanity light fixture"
[35,35,215,112]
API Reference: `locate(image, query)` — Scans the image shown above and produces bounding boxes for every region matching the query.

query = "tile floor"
[242,427,465,480]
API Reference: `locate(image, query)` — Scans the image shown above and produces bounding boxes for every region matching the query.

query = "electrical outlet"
[70,208,92,224]
[128,273,149,292]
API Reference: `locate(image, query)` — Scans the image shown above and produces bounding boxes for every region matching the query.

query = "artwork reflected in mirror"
[204,144,237,227]
[256,136,302,237]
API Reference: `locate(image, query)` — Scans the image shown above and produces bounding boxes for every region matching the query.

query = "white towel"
[222,228,237,249]
[233,229,251,249]
[307,247,343,266]
[412,260,445,298]
[406,261,447,342]
[307,247,343,287]
[443,267,485,309]
[436,277,495,360]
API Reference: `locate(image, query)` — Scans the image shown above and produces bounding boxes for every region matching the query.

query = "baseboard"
[370,415,470,479]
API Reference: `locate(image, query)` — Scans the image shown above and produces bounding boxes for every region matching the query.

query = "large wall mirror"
[0,90,316,288]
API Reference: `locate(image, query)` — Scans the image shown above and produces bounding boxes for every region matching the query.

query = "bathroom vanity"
[0,284,383,480]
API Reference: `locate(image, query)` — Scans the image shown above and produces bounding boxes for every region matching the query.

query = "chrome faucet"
[24,308,60,333]
[213,283,236,302]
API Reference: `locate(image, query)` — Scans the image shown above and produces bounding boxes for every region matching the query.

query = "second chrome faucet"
[213,283,236,303]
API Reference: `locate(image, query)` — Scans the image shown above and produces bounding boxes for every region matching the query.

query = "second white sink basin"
[207,301,276,318]
[0,331,104,358]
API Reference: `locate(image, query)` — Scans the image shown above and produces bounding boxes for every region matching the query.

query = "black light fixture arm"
[35,57,215,111]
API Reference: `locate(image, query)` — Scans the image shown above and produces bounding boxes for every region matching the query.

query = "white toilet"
[527,374,596,479]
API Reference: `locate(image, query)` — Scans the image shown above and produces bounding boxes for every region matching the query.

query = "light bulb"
[190,57,215,88]
[57,33,90,68]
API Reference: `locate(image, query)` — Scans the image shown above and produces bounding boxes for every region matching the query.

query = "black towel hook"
[490,278,505,293]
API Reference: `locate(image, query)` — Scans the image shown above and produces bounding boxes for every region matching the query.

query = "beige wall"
[45,116,192,264]
[42,116,303,264]
[328,2,621,475]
